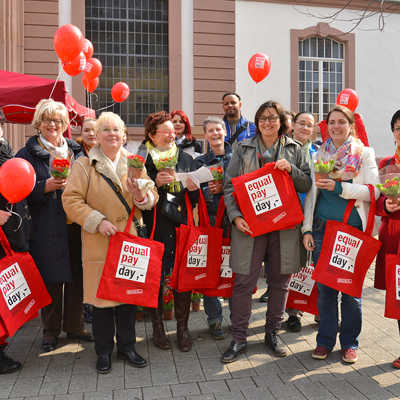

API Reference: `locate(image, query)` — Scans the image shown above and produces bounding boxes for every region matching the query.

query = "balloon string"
[49,68,63,99]
[96,102,115,112]
[5,204,23,232]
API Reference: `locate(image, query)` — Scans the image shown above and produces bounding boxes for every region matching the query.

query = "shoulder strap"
[100,173,131,215]
[228,121,249,145]
[215,196,226,228]
[0,226,13,257]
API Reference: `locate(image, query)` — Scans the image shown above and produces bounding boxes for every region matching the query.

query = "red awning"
[0,70,95,136]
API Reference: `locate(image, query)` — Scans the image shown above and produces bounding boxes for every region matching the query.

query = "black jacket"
[142,146,198,276]
[177,138,202,154]
[16,135,82,284]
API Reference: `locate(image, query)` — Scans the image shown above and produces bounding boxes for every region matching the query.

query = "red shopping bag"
[384,244,400,319]
[200,197,235,298]
[173,191,223,292]
[286,254,318,316]
[0,227,51,337]
[96,206,164,308]
[313,184,381,298]
[232,162,304,237]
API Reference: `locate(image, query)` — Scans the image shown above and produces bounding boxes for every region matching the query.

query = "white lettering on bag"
[329,231,363,274]
[220,246,232,278]
[288,264,316,296]
[116,241,151,283]
[0,262,31,310]
[245,173,282,216]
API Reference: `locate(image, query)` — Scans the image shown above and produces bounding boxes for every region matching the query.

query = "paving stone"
[294,380,336,399]
[170,382,200,397]
[175,359,205,383]
[125,363,152,389]
[9,377,43,398]
[142,385,172,400]
[347,375,393,399]
[113,388,142,400]
[214,393,245,400]
[39,377,70,395]
[268,382,307,400]
[239,387,274,400]
[226,358,257,378]
[97,374,125,391]
[150,362,178,386]
[198,381,229,395]
[23,396,55,400]
[321,378,367,400]
[84,392,113,400]
[186,395,215,400]
[199,359,231,381]
[55,395,84,400]
[69,374,97,393]
[226,377,256,392]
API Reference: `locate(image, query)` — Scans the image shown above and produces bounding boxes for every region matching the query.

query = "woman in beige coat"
[62,112,158,374]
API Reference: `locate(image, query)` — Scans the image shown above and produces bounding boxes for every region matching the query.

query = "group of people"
[0,91,399,377]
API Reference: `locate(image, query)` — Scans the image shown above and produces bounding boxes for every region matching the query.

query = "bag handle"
[0,226,14,257]
[184,191,210,228]
[125,205,157,240]
[343,184,376,236]
[215,196,226,228]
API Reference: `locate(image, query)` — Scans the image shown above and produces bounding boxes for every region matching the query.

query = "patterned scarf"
[145,141,178,168]
[317,136,363,181]
[395,145,400,166]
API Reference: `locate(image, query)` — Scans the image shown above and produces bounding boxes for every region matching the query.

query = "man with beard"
[222,92,256,144]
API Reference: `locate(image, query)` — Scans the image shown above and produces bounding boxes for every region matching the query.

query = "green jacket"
[224,134,312,275]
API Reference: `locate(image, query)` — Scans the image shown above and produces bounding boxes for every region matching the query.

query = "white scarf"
[39,134,69,159]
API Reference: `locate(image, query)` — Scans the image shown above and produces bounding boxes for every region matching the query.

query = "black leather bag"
[160,193,187,225]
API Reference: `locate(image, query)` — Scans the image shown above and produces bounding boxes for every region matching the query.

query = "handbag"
[312,184,381,298]
[384,243,400,319]
[200,197,235,298]
[286,252,318,316]
[170,191,223,292]
[96,206,164,308]
[160,192,187,225]
[0,227,51,337]
[100,172,148,238]
[232,162,304,237]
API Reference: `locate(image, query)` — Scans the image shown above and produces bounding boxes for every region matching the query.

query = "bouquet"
[376,177,400,202]
[50,156,71,179]
[128,144,148,179]
[209,165,224,182]
[313,159,335,181]
[153,154,180,192]
[163,276,174,312]
[127,154,146,169]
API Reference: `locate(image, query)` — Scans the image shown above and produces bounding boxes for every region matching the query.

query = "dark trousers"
[41,281,83,338]
[92,305,137,356]
[231,232,291,343]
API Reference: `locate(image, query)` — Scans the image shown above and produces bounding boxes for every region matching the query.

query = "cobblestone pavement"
[2,269,400,400]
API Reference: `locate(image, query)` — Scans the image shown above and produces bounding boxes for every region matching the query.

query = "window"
[85,0,169,126]
[298,37,344,121]
[290,23,355,122]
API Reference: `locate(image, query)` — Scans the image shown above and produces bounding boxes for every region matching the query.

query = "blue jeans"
[203,296,222,326]
[312,217,362,350]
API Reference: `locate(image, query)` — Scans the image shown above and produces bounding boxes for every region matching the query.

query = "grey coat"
[224,134,312,275]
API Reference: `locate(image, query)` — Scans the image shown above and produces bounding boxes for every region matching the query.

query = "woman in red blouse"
[374,109,400,368]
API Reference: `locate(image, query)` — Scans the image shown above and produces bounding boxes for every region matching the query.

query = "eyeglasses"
[296,122,314,129]
[259,116,279,123]
[43,119,63,125]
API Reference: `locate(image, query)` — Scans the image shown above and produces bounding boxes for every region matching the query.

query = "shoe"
[312,346,330,360]
[221,340,247,363]
[259,289,269,303]
[150,308,171,350]
[0,348,22,374]
[41,336,58,352]
[209,321,225,340]
[174,291,193,352]
[96,354,111,374]
[393,357,400,369]
[67,330,94,342]
[283,316,302,332]
[83,304,93,324]
[264,331,287,357]
[117,350,147,368]
[342,348,358,363]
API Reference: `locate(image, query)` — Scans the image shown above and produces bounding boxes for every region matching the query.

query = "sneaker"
[312,346,330,360]
[0,349,22,374]
[209,321,225,340]
[283,315,302,332]
[259,289,269,303]
[342,348,358,363]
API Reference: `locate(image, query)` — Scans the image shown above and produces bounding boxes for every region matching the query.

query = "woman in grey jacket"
[221,101,312,363]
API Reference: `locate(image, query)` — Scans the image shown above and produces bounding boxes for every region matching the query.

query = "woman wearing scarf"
[373,109,400,368]
[303,105,379,364]
[171,110,202,157]
[16,99,91,353]
[141,111,198,352]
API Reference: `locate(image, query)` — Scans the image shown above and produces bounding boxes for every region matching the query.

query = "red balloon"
[82,38,94,60]
[0,158,36,203]
[111,82,130,103]
[84,57,102,80]
[248,53,271,83]
[53,24,84,62]
[82,73,99,93]
[336,88,359,112]
[62,52,86,76]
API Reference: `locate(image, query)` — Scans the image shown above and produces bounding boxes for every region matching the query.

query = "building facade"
[1,0,399,156]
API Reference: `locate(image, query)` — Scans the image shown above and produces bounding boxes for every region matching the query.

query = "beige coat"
[62,146,158,308]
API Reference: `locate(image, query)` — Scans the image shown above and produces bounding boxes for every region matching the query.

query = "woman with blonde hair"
[63,111,158,374]
[16,98,90,353]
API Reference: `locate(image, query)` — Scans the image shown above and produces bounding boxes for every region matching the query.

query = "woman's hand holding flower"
[315,178,336,191]
[186,177,199,192]
[155,171,174,187]
[45,176,67,193]
[98,219,118,237]
[208,180,223,194]
[385,197,400,213]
